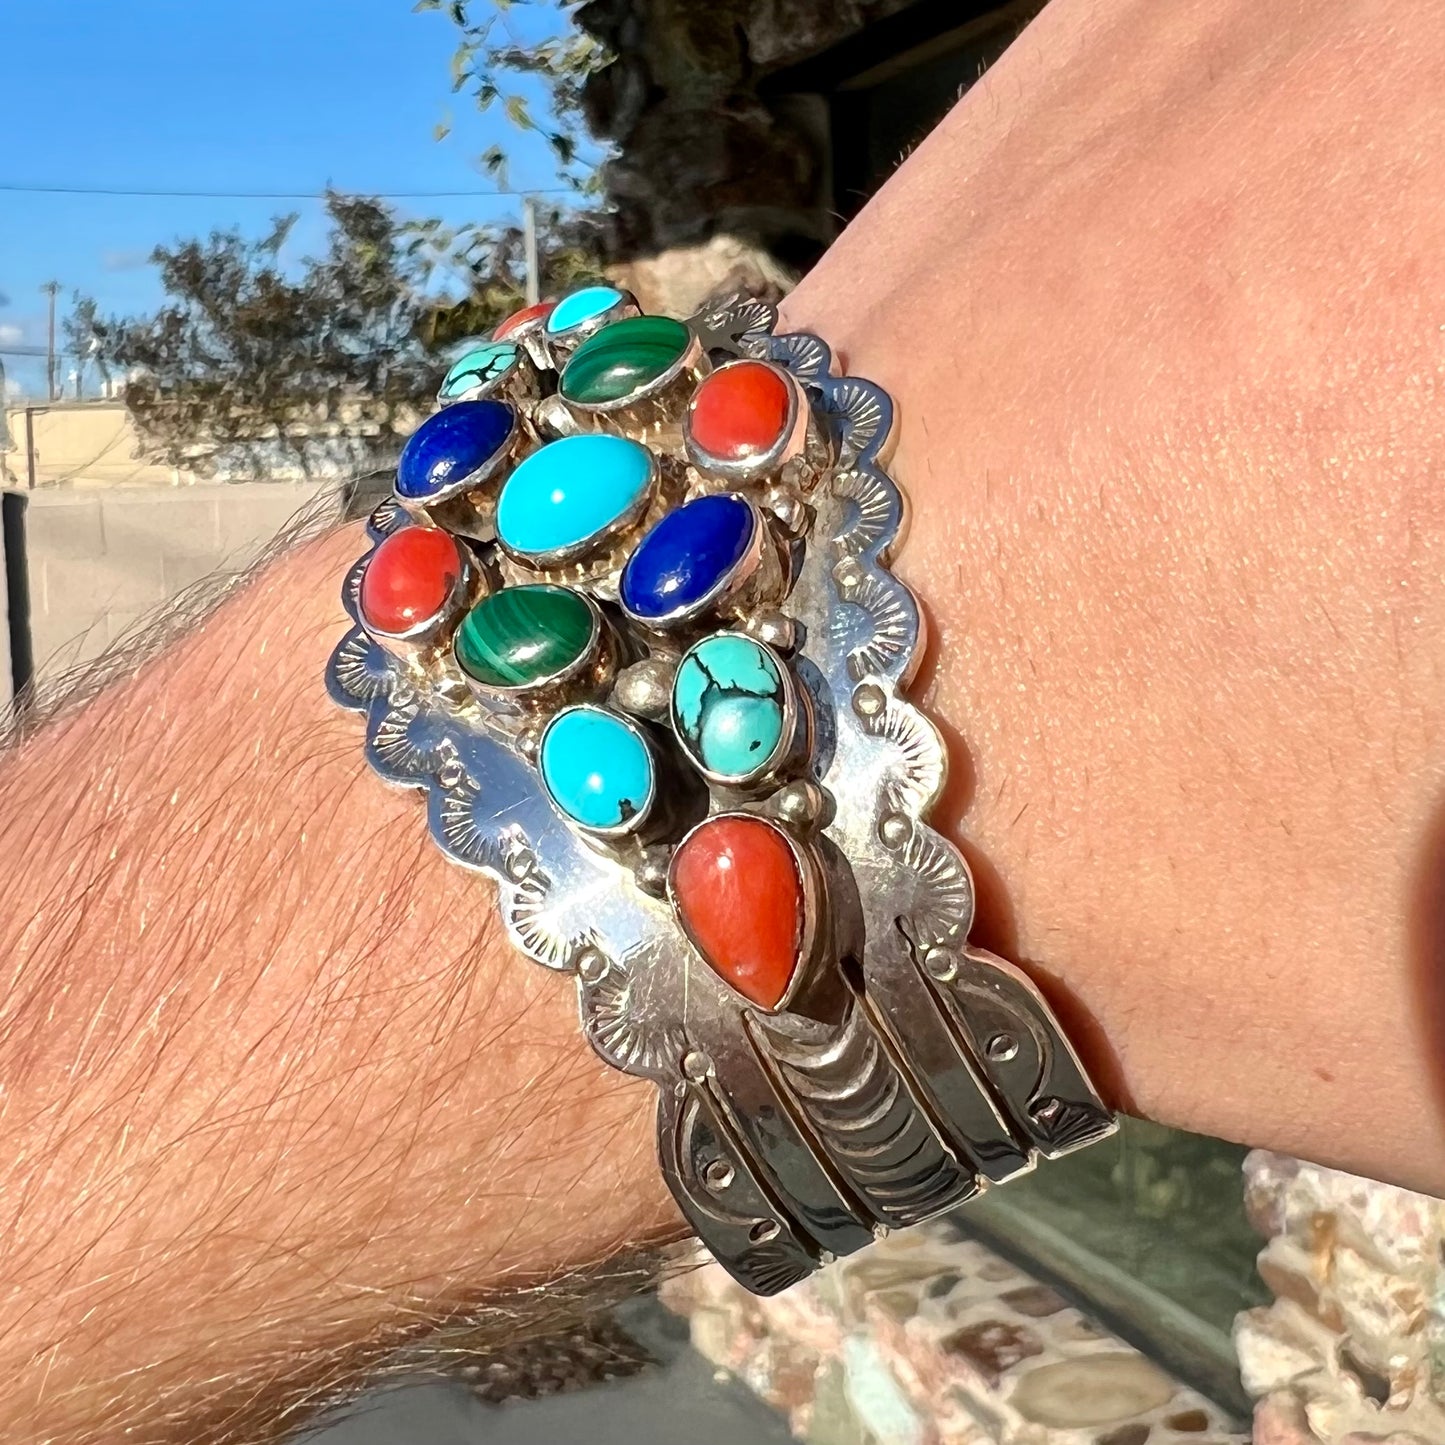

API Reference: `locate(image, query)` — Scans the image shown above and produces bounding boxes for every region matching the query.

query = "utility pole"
[522,195,540,306]
[41,282,60,402]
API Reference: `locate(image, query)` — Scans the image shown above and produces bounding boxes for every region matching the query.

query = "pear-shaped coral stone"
[560,315,691,406]
[671,816,806,1011]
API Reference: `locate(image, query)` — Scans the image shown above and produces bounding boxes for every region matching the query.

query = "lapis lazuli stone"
[620,493,755,622]
[439,341,519,402]
[545,285,625,336]
[539,705,655,833]
[396,399,514,502]
[672,633,788,782]
[496,433,653,562]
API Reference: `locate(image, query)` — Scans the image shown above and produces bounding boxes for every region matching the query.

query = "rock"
[1009,1353,1176,1429]
[842,1335,931,1445]
[1252,1393,1322,1445]
[1234,1303,1332,1396]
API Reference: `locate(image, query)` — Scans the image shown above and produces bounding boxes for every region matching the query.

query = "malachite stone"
[540,705,655,833]
[560,315,691,406]
[455,584,594,690]
[672,634,788,782]
[439,341,519,402]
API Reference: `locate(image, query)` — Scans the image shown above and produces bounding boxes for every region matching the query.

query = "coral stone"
[396,399,514,502]
[540,706,655,833]
[620,493,755,623]
[672,633,788,782]
[671,815,806,1011]
[689,361,792,463]
[359,526,463,636]
[560,315,691,406]
[455,584,594,690]
[494,300,554,338]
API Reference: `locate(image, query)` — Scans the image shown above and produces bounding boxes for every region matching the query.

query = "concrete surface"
[19,481,337,679]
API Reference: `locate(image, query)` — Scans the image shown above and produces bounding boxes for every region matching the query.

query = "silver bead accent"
[742,610,799,652]
[613,656,677,720]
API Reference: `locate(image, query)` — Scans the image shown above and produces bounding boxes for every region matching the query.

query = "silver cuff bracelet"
[328,288,1116,1296]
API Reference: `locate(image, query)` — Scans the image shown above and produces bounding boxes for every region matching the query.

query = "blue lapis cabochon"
[396,399,515,501]
[539,705,655,833]
[496,433,654,561]
[545,284,625,336]
[620,492,756,622]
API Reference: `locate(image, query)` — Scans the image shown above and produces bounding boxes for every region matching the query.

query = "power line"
[0,182,574,200]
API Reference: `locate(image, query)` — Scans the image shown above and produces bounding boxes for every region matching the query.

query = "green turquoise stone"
[560,315,691,406]
[672,633,788,782]
[455,584,593,689]
[439,341,518,402]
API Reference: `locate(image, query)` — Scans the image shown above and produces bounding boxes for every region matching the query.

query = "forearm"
[0,530,676,1442]
[4,0,1445,1439]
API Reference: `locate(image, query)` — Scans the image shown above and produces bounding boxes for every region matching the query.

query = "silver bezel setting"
[454,585,609,706]
[669,631,802,791]
[357,530,483,651]
[394,404,524,513]
[538,703,659,839]
[559,322,708,419]
[437,340,537,407]
[666,811,825,1016]
[496,443,661,572]
[619,493,767,631]
[683,357,811,485]
[543,286,641,353]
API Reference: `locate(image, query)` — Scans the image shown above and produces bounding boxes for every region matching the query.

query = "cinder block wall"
[21,483,338,680]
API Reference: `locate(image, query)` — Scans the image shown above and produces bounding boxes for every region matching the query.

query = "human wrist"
[779,0,1445,1192]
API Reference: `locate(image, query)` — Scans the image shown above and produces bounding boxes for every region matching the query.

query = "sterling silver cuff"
[328,290,1116,1295]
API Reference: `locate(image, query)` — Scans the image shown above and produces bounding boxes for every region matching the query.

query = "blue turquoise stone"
[497,433,653,561]
[546,285,625,335]
[620,493,755,622]
[673,634,788,781]
[539,706,655,832]
[396,399,514,501]
[439,341,519,401]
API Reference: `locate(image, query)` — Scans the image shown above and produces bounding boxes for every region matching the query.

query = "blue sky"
[1,0,573,398]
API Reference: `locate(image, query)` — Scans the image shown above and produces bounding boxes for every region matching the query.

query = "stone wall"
[1236,1152,1445,1445]
[19,482,339,681]
[663,1225,1246,1445]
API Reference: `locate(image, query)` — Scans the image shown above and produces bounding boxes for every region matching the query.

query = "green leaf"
[411,0,441,10]
[503,94,535,131]
[433,115,452,142]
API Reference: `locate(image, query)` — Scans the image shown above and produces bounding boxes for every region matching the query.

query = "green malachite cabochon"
[560,315,691,406]
[455,585,594,689]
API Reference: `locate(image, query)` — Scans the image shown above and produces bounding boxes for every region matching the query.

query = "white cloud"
[0,324,23,345]
[3,377,22,401]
